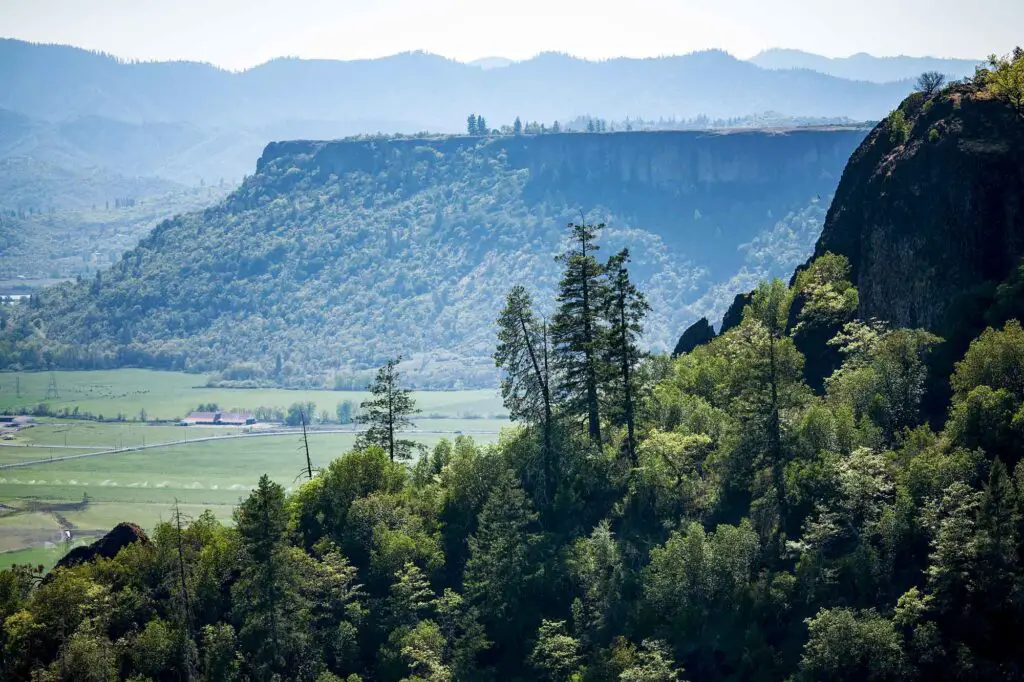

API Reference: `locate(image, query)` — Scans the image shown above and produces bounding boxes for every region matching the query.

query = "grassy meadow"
[0,370,508,570]
[0,369,506,420]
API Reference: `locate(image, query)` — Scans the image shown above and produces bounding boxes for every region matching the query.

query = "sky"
[0,0,1019,70]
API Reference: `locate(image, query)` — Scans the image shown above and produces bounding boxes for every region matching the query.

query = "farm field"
[0,369,506,420]
[0,369,509,570]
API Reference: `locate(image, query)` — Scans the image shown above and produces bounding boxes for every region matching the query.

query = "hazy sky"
[1,0,1018,69]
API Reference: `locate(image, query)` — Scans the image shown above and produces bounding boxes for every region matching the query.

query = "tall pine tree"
[232,475,307,679]
[356,357,420,461]
[495,286,555,496]
[601,248,650,463]
[552,219,605,445]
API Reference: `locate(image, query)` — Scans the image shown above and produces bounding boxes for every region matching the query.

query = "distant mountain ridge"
[1,39,920,131]
[749,48,982,83]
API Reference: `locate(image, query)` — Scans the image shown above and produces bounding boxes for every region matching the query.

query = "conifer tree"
[356,357,420,461]
[495,286,555,495]
[467,113,478,135]
[601,248,650,463]
[514,116,523,135]
[464,470,540,669]
[552,219,606,444]
[232,475,307,679]
[477,115,488,135]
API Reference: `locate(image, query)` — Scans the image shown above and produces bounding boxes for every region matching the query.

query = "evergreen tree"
[477,115,488,135]
[356,357,420,461]
[514,117,523,135]
[740,279,804,545]
[464,469,540,672]
[495,286,555,496]
[467,114,478,135]
[232,475,308,679]
[601,248,650,462]
[552,120,561,133]
[552,219,606,444]
[529,619,581,681]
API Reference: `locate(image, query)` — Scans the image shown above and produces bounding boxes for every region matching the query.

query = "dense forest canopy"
[4,230,1024,680]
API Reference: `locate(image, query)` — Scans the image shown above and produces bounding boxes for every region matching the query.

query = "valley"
[0,368,507,568]
[0,13,1021,679]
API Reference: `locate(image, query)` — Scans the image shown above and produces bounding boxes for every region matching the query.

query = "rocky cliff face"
[261,129,865,192]
[812,88,1024,333]
[260,129,867,257]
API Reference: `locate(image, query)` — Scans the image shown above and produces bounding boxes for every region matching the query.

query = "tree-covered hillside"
[4,243,1024,681]
[0,130,864,387]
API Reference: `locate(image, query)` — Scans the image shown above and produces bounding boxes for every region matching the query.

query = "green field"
[0,370,508,570]
[0,369,507,420]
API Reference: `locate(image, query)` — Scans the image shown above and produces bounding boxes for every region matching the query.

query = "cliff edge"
[812,82,1024,335]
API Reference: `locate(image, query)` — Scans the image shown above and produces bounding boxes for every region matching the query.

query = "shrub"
[887,109,911,145]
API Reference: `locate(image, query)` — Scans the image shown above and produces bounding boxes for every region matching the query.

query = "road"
[0,427,500,470]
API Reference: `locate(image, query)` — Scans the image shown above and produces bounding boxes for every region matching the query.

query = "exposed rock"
[673,317,716,356]
[812,85,1024,336]
[52,522,149,574]
[719,292,753,335]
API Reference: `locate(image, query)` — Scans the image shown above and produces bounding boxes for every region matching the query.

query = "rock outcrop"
[51,522,149,574]
[673,317,716,356]
[811,85,1024,335]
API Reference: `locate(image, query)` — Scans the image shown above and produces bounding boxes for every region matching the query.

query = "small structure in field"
[180,411,255,426]
[0,415,33,426]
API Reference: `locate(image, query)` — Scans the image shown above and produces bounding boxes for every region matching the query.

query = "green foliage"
[794,252,859,332]
[798,608,906,682]
[887,108,912,144]
[984,48,1024,115]
[552,220,607,443]
[618,639,683,682]
[529,619,582,681]
[356,358,420,461]
[7,259,1024,681]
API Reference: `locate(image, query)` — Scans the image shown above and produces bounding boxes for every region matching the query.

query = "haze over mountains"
[0,39,980,133]
[747,49,982,82]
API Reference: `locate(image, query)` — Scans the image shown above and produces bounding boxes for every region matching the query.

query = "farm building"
[180,411,255,426]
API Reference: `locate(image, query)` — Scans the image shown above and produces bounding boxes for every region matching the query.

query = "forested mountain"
[0,128,867,386]
[4,52,1024,682]
[749,49,982,83]
[0,183,232,281]
[0,39,918,128]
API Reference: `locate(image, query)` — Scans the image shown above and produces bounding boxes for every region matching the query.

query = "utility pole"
[45,373,59,400]
[300,410,313,480]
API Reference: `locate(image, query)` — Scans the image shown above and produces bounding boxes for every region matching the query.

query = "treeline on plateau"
[5,224,1024,682]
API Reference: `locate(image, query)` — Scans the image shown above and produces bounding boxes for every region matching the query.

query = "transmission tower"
[45,373,59,400]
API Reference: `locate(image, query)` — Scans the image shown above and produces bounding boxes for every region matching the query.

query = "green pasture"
[0,369,509,569]
[0,369,506,421]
